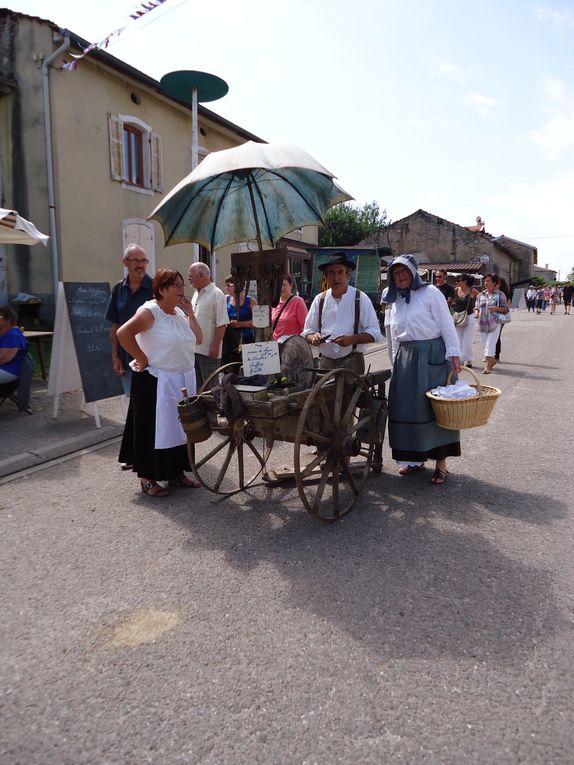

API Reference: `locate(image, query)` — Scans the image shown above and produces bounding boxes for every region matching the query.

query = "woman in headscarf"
[385,255,462,485]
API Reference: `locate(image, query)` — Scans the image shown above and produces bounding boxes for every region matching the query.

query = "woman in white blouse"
[118,269,202,497]
[386,255,462,485]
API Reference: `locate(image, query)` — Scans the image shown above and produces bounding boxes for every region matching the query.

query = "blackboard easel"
[48,282,124,427]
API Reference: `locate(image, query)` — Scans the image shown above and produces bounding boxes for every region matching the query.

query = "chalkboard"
[63,282,123,403]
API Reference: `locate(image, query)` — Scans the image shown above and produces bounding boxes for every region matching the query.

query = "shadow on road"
[150,471,567,666]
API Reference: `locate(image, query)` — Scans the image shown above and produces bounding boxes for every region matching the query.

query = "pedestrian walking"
[474,273,510,374]
[563,283,573,315]
[495,277,511,363]
[434,269,455,307]
[526,285,537,312]
[453,275,478,367]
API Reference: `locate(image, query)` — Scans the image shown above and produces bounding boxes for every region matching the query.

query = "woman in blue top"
[223,276,257,365]
[0,306,27,383]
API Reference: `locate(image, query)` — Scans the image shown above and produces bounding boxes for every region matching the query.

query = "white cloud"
[431,61,464,82]
[464,93,498,117]
[535,5,574,27]
[528,110,574,157]
[544,76,566,101]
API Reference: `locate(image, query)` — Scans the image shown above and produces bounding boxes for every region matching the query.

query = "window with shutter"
[109,114,162,195]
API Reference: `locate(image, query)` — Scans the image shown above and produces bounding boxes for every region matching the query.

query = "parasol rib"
[249,171,276,249]
[209,174,236,253]
[265,168,328,224]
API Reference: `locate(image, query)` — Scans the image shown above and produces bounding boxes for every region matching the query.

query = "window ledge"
[120,183,154,196]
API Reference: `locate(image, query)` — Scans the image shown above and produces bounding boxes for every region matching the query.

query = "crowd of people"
[526,283,572,315]
[104,243,572,498]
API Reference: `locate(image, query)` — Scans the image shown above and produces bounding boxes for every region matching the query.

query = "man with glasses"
[105,244,153,396]
[434,268,455,306]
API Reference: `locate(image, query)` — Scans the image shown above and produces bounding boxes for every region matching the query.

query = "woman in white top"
[386,254,461,485]
[118,269,202,497]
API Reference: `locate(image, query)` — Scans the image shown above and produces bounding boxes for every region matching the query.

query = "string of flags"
[63,0,170,70]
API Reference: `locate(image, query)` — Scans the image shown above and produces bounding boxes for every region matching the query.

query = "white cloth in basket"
[431,381,477,399]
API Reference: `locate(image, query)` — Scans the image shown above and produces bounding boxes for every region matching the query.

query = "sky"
[6,0,574,278]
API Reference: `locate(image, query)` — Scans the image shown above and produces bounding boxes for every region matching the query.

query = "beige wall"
[1,12,319,317]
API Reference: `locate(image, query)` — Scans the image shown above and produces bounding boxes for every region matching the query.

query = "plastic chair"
[0,352,34,414]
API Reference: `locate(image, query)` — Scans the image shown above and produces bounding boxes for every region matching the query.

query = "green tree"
[566,265,574,282]
[319,201,388,247]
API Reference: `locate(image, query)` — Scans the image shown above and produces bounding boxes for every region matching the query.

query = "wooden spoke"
[294,368,374,521]
[194,435,231,469]
[213,442,236,492]
[341,387,363,428]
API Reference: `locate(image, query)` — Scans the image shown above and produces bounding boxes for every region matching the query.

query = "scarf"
[384,254,430,304]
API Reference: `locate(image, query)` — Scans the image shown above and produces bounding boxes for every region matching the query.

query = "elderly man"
[188,262,229,390]
[105,243,153,396]
[302,252,383,375]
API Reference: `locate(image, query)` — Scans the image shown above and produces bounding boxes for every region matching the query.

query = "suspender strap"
[318,289,362,349]
[318,291,327,335]
[352,289,361,350]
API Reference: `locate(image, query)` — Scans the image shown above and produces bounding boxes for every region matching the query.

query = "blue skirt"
[388,337,461,462]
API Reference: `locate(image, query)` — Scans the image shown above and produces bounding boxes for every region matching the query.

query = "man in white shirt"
[188,262,229,390]
[302,252,383,375]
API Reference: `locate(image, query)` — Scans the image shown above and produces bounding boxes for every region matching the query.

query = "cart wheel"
[293,368,375,521]
[197,361,242,394]
[189,418,273,495]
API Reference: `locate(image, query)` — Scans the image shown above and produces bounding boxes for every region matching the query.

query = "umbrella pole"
[246,176,263,252]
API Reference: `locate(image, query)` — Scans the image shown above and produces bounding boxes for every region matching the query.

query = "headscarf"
[384,254,430,304]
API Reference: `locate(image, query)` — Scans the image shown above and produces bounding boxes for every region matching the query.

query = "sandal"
[482,369,491,375]
[169,474,201,489]
[398,464,425,476]
[141,479,169,497]
[430,468,448,485]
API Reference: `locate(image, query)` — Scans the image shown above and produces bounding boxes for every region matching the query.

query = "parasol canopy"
[149,141,352,252]
[0,208,49,246]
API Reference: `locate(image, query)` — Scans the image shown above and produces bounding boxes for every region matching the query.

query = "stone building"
[363,209,536,285]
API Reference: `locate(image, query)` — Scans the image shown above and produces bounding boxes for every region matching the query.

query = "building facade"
[0,10,318,318]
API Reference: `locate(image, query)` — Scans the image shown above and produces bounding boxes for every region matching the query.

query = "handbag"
[453,310,468,327]
[495,294,511,323]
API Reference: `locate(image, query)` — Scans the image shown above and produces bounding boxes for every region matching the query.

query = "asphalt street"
[1,310,573,764]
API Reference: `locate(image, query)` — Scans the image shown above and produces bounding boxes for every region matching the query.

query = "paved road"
[1,311,573,764]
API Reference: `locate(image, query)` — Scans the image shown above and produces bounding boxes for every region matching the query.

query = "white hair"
[123,243,146,259]
[189,262,210,277]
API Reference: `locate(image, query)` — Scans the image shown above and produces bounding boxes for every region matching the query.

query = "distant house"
[359,209,536,285]
[0,10,318,317]
[531,264,557,283]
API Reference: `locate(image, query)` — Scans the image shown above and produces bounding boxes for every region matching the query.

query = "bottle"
[181,386,189,405]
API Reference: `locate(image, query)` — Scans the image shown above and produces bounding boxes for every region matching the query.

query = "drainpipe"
[42,33,70,302]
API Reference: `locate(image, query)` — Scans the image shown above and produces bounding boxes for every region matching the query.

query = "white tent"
[0,208,49,246]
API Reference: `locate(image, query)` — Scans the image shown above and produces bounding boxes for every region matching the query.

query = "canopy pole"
[191,86,199,264]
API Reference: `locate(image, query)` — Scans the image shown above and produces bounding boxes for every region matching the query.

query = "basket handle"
[446,365,483,395]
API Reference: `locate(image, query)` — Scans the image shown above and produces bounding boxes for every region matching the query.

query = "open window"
[108,114,163,194]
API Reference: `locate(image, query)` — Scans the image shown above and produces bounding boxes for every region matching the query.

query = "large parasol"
[149,141,352,252]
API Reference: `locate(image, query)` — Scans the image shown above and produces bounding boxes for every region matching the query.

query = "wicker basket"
[426,367,501,430]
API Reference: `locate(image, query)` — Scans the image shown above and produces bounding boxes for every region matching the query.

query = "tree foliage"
[566,265,574,283]
[319,201,388,247]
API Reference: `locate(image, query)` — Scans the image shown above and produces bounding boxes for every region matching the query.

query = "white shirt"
[135,300,196,372]
[302,286,383,359]
[191,282,229,357]
[387,285,461,363]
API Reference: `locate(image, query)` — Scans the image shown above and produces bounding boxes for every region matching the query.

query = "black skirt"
[119,370,191,480]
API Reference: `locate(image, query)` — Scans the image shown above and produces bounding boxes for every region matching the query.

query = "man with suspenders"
[302,252,383,374]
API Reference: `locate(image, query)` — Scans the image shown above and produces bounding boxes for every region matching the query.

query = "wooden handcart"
[179,362,390,522]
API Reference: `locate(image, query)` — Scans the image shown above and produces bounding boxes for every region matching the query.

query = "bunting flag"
[63,0,170,70]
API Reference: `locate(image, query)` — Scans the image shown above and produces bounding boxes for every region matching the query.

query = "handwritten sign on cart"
[252,305,270,328]
[242,341,281,376]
